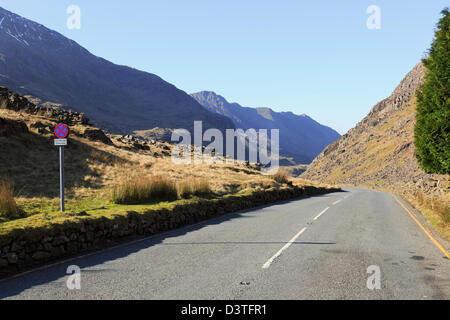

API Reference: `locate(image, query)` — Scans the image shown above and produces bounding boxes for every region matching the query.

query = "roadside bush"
[272,170,289,184]
[177,178,212,198]
[112,176,178,204]
[0,180,25,219]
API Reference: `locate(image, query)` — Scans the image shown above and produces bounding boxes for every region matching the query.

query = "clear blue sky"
[1,1,447,133]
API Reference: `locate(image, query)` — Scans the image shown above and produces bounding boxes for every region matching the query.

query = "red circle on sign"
[54,124,69,139]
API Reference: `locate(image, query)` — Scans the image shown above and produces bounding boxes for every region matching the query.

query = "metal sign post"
[54,124,69,212]
[59,144,65,212]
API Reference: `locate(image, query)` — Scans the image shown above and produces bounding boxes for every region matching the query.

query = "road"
[0,188,449,299]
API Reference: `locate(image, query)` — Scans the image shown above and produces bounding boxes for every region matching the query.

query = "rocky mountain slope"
[191,91,341,164]
[302,63,449,230]
[0,7,234,136]
[0,86,267,198]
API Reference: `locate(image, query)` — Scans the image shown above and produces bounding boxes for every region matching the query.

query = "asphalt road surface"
[0,188,449,299]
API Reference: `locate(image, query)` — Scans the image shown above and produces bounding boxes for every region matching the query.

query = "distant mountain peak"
[191,90,341,164]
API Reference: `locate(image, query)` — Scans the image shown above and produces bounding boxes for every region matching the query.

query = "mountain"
[191,91,341,164]
[0,7,234,135]
[301,63,448,227]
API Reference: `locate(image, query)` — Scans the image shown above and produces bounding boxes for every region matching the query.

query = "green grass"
[19,197,107,216]
[0,188,259,236]
[0,183,338,243]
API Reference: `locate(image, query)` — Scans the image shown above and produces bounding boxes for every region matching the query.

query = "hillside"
[191,91,341,164]
[302,63,449,237]
[0,7,234,136]
[0,86,333,206]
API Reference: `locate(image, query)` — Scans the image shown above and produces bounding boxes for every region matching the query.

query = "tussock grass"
[177,178,212,198]
[272,170,289,184]
[111,175,178,204]
[414,189,450,224]
[0,106,338,228]
[431,196,450,224]
[0,180,25,219]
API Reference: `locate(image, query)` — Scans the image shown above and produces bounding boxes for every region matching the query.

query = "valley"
[0,3,448,302]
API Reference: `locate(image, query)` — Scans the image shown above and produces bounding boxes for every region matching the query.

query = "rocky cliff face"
[302,63,448,201]
[0,7,234,136]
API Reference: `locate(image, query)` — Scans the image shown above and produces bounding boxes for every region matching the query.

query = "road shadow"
[0,191,340,298]
[160,241,336,245]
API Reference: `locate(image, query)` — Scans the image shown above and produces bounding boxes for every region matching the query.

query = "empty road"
[0,188,449,299]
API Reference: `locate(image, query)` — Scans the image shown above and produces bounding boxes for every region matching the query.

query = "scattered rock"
[30,121,51,134]
[0,86,89,125]
[83,128,113,145]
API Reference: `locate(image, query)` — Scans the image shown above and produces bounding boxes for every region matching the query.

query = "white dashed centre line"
[313,207,329,221]
[262,227,307,269]
[262,200,343,269]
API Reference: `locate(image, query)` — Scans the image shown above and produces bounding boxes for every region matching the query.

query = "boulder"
[83,128,113,145]
[30,121,51,134]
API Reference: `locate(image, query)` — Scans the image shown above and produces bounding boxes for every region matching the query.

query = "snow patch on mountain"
[0,6,73,48]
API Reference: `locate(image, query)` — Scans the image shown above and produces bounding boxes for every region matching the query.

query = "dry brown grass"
[0,108,337,221]
[177,178,212,198]
[431,196,450,224]
[111,175,178,204]
[272,170,289,184]
[0,179,24,219]
[414,189,450,224]
[0,108,278,201]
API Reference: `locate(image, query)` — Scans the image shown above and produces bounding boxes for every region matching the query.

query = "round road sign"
[54,124,69,139]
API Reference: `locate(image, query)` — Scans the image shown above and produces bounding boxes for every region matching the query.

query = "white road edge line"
[332,199,342,205]
[313,207,329,221]
[262,227,307,269]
